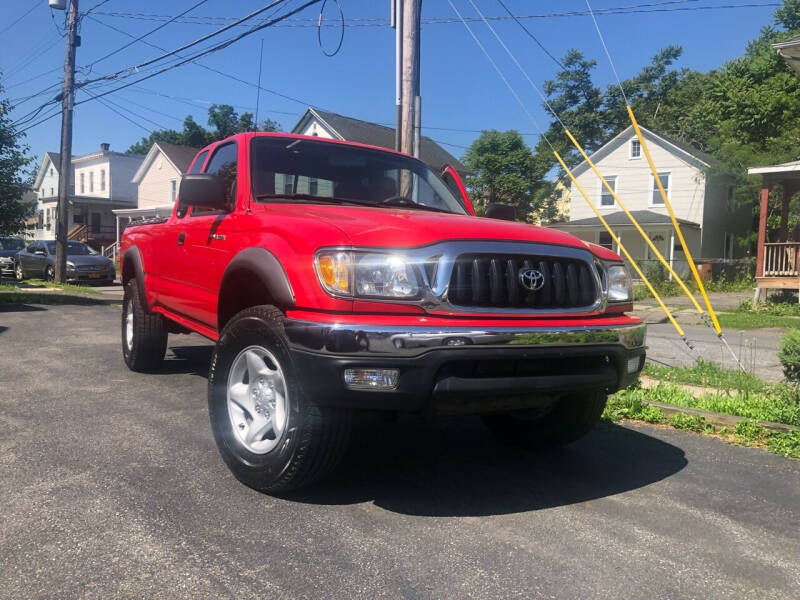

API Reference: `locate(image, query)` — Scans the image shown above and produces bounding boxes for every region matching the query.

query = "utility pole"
[400,0,421,158]
[391,0,403,151]
[55,0,80,283]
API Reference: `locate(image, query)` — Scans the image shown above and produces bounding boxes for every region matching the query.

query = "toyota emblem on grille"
[519,268,545,291]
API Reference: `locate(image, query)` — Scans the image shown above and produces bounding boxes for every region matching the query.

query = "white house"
[30,144,143,248]
[291,107,467,176]
[551,125,752,274]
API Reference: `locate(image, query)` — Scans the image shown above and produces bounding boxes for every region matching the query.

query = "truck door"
[171,141,239,327]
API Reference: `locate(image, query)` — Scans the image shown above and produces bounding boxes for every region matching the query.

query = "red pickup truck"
[120,132,645,493]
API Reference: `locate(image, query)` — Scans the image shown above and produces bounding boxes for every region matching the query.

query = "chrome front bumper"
[285,319,646,357]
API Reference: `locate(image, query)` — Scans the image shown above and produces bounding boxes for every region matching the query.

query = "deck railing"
[763,242,800,277]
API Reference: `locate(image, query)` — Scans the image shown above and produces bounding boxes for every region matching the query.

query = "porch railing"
[763,242,800,277]
[101,241,119,264]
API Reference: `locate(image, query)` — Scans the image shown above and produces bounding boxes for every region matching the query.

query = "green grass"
[23,279,101,295]
[625,381,800,426]
[603,390,800,459]
[642,360,768,393]
[716,312,800,330]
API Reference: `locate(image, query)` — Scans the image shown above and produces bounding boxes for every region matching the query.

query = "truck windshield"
[251,137,467,215]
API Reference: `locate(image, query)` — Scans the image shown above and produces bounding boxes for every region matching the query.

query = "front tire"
[121,278,168,372]
[482,390,607,449]
[14,262,24,281]
[45,265,54,281]
[208,305,351,494]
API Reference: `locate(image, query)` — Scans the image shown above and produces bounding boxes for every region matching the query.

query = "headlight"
[606,263,632,302]
[66,261,75,270]
[315,250,420,299]
[0,257,11,264]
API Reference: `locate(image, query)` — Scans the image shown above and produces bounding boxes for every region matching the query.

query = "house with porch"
[30,144,143,249]
[747,161,800,299]
[551,125,752,276]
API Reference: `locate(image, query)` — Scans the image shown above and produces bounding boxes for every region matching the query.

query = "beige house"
[551,125,752,275]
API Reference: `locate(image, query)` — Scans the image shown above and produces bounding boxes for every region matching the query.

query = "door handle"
[177,232,186,246]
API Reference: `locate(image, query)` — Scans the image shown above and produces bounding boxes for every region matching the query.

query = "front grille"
[448,253,597,309]
[77,264,103,272]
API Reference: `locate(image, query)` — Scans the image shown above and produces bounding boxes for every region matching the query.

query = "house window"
[100,169,105,191]
[309,178,318,196]
[50,187,54,197]
[651,172,670,205]
[89,172,94,193]
[80,173,85,194]
[283,175,294,195]
[600,176,616,207]
[170,179,177,203]
[630,139,641,159]
[49,167,53,176]
[598,231,614,250]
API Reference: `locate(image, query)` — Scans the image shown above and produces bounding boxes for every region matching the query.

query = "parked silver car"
[0,236,25,278]
[15,240,115,284]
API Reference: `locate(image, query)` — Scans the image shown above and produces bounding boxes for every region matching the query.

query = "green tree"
[462,130,552,221]
[0,84,34,235]
[127,104,280,154]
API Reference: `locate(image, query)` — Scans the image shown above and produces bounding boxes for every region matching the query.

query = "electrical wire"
[317,0,345,57]
[84,12,316,108]
[77,0,296,89]
[0,0,42,36]
[495,0,565,71]
[583,0,629,104]
[88,2,779,27]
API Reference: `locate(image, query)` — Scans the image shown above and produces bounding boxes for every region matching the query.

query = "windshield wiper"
[255,193,376,208]
[256,193,455,214]
[379,197,452,213]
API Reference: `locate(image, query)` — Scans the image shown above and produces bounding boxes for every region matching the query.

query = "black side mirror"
[179,174,227,209]
[485,203,516,222]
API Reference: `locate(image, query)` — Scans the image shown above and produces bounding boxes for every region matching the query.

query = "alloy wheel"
[226,345,289,455]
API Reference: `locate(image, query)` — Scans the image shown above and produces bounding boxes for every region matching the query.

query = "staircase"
[67,224,87,242]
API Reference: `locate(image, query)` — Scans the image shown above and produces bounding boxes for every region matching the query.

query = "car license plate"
[89,273,101,279]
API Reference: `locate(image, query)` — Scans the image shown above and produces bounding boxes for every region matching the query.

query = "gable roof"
[33,152,61,190]
[551,209,699,229]
[292,107,467,174]
[570,125,722,178]
[131,141,201,184]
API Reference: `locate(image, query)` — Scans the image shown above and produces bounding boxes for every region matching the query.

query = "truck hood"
[262,204,590,251]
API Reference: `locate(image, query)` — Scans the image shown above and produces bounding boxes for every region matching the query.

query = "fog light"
[344,368,400,390]
[627,356,643,374]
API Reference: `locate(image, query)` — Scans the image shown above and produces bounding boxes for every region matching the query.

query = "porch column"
[755,180,770,278]
[669,231,675,276]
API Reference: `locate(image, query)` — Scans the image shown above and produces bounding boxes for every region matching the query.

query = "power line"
[495,0,565,71]
[77,0,296,89]
[88,1,779,26]
[85,12,316,109]
[0,0,42,36]
[584,0,629,104]
[81,0,210,70]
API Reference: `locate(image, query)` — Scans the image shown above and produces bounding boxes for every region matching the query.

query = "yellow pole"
[626,106,722,334]
[554,151,688,340]
[563,127,705,315]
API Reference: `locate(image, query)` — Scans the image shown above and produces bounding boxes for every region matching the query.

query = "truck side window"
[192,143,237,216]
[189,150,209,174]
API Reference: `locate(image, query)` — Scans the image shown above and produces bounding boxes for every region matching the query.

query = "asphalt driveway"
[1,303,799,599]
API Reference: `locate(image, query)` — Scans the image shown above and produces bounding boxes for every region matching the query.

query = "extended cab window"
[192,143,237,216]
[251,137,466,215]
[189,150,209,174]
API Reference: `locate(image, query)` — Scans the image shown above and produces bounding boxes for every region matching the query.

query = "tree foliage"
[0,84,34,235]
[127,104,280,154]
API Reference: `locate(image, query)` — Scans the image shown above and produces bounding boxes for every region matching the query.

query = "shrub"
[670,413,711,433]
[778,330,800,382]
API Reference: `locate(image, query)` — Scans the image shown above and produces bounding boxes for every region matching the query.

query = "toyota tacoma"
[120,132,645,493]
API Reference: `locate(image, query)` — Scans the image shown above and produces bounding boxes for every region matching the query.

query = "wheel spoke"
[245,350,269,382]
[228,382,255,414]
[245,415,273,445]
[274,392,286,434]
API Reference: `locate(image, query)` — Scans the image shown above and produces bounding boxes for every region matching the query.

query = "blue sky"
[1,0,781,166]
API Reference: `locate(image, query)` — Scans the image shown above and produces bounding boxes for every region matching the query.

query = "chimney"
[100,142,110,152]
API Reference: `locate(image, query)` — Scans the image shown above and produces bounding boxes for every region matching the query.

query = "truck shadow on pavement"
[288,417,688,517]
[158,343,688,517]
